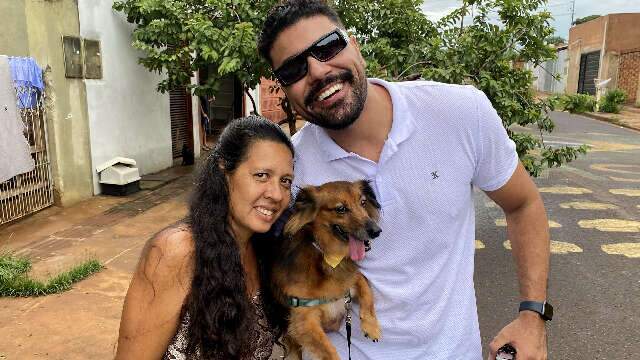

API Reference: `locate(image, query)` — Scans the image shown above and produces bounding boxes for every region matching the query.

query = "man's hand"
[488,311,547,360]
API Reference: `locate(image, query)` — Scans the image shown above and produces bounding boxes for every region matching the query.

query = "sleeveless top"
[163,291,276,360]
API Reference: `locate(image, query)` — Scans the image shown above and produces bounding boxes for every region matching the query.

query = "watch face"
[543,302,554,320]
[496,344,516,360]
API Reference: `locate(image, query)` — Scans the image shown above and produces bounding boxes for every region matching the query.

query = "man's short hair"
[258,0,344,66]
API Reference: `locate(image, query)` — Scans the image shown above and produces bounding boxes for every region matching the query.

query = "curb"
[579,112,640,133]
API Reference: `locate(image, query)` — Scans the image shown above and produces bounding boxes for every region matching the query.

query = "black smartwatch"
[519,300,553,321]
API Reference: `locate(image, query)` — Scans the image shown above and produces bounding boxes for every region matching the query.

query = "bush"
[599,89,627,113]
[559,93,596,113]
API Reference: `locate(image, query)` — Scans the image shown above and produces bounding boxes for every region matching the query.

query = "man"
[258,1,551,359]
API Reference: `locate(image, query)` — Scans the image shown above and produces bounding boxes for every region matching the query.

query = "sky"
[421,0,640,40]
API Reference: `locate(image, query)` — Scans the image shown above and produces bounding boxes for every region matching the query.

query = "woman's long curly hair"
[185,115,293,359]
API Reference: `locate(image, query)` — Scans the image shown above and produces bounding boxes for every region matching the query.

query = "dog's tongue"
[349,235,366,261]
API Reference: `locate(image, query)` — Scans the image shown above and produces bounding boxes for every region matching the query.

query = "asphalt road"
[475,111,640,359]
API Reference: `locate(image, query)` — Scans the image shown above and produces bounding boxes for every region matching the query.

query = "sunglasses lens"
[310,32,347,61]
[275,56,308,86]
[274,31,347,86]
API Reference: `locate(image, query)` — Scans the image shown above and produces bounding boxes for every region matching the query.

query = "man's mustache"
[304,70,354,107]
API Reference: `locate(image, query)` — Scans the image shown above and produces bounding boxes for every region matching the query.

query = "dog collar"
[312,241,345,268]
[287,292,350,308]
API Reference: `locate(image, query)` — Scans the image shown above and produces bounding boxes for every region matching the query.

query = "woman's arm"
[115,227,194,360]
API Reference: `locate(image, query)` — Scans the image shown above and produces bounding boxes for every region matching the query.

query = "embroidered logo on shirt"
[431,171,439,180]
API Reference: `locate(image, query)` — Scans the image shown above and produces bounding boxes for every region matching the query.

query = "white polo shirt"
[291,79,518,359]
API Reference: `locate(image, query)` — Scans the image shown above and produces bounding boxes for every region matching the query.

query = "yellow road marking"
[475,240,485,249]
[559,201,618,210]
[538,186,592,194]
[586,141,640,152]
[609,176,640,183]
[578,219,640,232]
[590,164,640,175]
[601,243,640,258]
[609,189,640,197]
[495,218,561,228]
[503,240,583,254]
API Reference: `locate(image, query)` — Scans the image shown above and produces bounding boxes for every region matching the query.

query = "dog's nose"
[365,220,382,239]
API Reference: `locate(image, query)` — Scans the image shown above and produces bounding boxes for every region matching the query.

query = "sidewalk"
[0,164,195,359]
[583,105,640,132]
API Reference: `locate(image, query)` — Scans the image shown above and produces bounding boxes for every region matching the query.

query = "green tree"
[115,0,586,176]
[334,0,587,176]
[112,0,277,109]
[545,35,566,45]
[572,15,600,25]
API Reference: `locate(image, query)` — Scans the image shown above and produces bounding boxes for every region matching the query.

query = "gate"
[0,81,54,225]
[578,51,600,95]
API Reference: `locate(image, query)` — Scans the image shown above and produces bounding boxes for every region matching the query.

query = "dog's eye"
[360,198,367,206]
[335,205,347,214]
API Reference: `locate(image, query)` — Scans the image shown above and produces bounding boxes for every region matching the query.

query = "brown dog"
[272,180,382,360]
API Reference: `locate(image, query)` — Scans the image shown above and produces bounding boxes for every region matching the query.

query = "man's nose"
[306,56,332,83]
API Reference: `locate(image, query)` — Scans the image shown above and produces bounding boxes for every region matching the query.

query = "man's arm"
[484,162,550,360]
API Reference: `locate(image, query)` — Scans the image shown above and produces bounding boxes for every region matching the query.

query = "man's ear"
[284,187,319,236]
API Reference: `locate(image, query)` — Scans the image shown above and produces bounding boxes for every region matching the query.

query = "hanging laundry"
[8,56,44,109]
[0,55,35,183]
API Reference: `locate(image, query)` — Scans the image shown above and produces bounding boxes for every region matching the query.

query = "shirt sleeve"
[471,89,519,191]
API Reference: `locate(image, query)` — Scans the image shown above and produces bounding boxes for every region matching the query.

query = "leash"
[345,292,352,360]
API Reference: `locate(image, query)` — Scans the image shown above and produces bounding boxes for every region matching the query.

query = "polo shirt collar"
[314,78,417,162]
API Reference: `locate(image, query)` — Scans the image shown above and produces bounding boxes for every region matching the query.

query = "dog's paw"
[360,317,381,342]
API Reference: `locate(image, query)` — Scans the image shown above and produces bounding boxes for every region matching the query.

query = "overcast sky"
[421,0,640,40]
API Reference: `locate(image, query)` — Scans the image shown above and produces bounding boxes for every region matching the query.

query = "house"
[567,13,640,104]
[528,44,569,94]
[0,0,289,225]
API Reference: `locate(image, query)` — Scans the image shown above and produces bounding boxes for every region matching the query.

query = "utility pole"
[570,0,576,25]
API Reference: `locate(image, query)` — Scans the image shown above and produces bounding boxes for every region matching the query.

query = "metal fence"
[1,85,54,225]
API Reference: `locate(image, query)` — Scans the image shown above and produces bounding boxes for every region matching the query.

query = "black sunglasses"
[273,29,349,86]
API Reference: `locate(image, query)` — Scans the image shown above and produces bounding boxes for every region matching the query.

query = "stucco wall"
[0,0,29,57]
[77,0,173,194]
[24,0,94,206]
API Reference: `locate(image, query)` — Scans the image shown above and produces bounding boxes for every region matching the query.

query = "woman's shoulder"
[140,223,195,280]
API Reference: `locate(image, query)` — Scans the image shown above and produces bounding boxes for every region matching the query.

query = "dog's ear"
[284,187,318,236]
[360,180,381,217]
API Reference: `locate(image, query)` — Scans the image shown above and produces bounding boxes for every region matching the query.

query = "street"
[475,111,640,359]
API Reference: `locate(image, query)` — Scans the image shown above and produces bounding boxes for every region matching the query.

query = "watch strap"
[519,300,553,321]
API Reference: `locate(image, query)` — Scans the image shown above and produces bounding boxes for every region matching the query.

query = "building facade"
[567,13,640,103]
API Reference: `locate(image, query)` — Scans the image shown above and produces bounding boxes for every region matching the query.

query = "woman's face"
[227,140,294,240]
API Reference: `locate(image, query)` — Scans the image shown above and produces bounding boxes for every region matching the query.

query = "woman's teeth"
[256,207,274,217]
[316,83,343,101]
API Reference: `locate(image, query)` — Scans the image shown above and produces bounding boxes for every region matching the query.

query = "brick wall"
[259,78,287,123]
[618,51,640,104]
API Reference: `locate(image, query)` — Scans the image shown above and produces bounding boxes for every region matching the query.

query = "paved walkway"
[0,165,194,359]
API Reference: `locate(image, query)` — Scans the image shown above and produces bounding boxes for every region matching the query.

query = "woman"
[115,115,294,359]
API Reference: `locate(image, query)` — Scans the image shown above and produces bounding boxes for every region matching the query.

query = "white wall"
[78,0,173,194]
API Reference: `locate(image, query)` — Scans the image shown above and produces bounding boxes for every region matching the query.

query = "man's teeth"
[316,83,343,101]
[256,207,274,216]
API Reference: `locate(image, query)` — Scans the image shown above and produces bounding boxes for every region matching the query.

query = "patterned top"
[163,291,276,360]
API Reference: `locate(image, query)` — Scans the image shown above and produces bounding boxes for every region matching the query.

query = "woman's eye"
[254,173,268,180]
[281,178,292,188]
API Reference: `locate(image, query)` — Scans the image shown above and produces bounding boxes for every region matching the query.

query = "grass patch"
[0,253,103,297]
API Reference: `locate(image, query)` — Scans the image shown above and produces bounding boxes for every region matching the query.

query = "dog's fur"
[271,180,382,360]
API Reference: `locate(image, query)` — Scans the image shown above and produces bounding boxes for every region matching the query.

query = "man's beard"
[303,69,367,130]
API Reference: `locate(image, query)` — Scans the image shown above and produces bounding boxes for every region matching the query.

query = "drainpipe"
[595,17,609,110]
